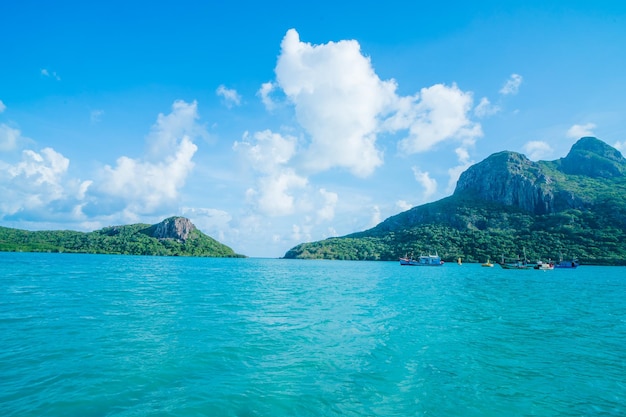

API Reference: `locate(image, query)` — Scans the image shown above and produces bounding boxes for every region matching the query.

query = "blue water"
[1,253,625,416]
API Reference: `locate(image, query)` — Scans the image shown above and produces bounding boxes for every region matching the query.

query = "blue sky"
[1,1,625,257]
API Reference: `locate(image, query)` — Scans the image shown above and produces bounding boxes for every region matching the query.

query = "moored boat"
[400,252,444,266]
[499,249,532,270]
[481,259,494,267]
[554,257,579,269]
[553,252,579,269]
[534,260,555,270]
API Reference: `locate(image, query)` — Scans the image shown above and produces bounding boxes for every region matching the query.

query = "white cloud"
[0,100,5,113]
[566,123,596,139]
[0,147,86,217]
[396,200,413,211]
[447,146,474,193]
[87,100,201,216]
[316,188,338,222]
[275,29,397,177]
[474,97,500,117]
[394,83,482,154]
[523,141,553,160]
[499,74,522,95]
[0,124,21,151]
[41,68,61,81]
[258,82,278,111]
[614,141,625,154]
[216,85,242,108]
[145,100,205,159]
[412,167,437,200]
[249,170,308,216]
[233,130,297,174]
[181,206,233,242]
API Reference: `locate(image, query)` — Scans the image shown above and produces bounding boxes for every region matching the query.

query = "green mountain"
[0,216,245,257]
[284,137,626,265]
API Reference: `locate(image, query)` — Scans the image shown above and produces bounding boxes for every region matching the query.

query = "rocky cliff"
[453,137,626,214]
[149,216,196,242]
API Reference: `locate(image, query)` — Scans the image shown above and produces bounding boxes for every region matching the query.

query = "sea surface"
[1,252,625,416]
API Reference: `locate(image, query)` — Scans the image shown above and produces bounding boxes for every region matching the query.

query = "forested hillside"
[284,137,626,265]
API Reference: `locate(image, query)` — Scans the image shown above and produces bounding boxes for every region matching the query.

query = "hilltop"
[284,137,626,265]
[0,216,245,258]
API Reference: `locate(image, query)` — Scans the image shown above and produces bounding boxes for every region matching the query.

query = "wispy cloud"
[474,97,500,117]
[412,167,437,201]
[523,140,553,160]
[0,100,6,113]
[216,85,241,108]
[566,123,596,139]
[0,124,21,151]
[41,68,61,81]
[499,74,522,95]
[258,82,277,111]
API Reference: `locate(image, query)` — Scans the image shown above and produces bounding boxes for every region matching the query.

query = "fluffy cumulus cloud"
[499,74,523,95]
[0,147,88,218]
[393,84,482,154]
[234,129,309,216]
[216,85,242,108]
[86,100,201,217]
[523,141,553,160]
[566,123,596,139]
[269,29,485,178]
[275,29,397,177]
[234,130,297,174]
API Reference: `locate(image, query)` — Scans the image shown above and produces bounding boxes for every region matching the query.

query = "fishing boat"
[499,249,532,270]
[554,255,579,269]
[399,252,444,266]
[534,260,554,270]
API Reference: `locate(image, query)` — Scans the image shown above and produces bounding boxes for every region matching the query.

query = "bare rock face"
[151,217,196,242]
[454,151,558,214]
[452,137,626,215]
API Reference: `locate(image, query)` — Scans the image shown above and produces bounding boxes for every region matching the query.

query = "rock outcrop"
[453,151,557,214]
[453,137,626,215]
[150,216,196,242]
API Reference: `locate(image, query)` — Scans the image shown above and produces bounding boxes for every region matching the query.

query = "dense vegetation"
[284,196,626,265]
[284,138,626,265]
[0,222,244,258]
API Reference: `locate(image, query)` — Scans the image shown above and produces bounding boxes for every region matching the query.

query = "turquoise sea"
[1,252,625,416]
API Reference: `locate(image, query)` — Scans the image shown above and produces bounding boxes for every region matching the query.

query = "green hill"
[0,216,245,258]
[284,137,626,265]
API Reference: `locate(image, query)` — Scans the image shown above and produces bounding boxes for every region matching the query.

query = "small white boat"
[534,260,554,270]
[400,252,444,266]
